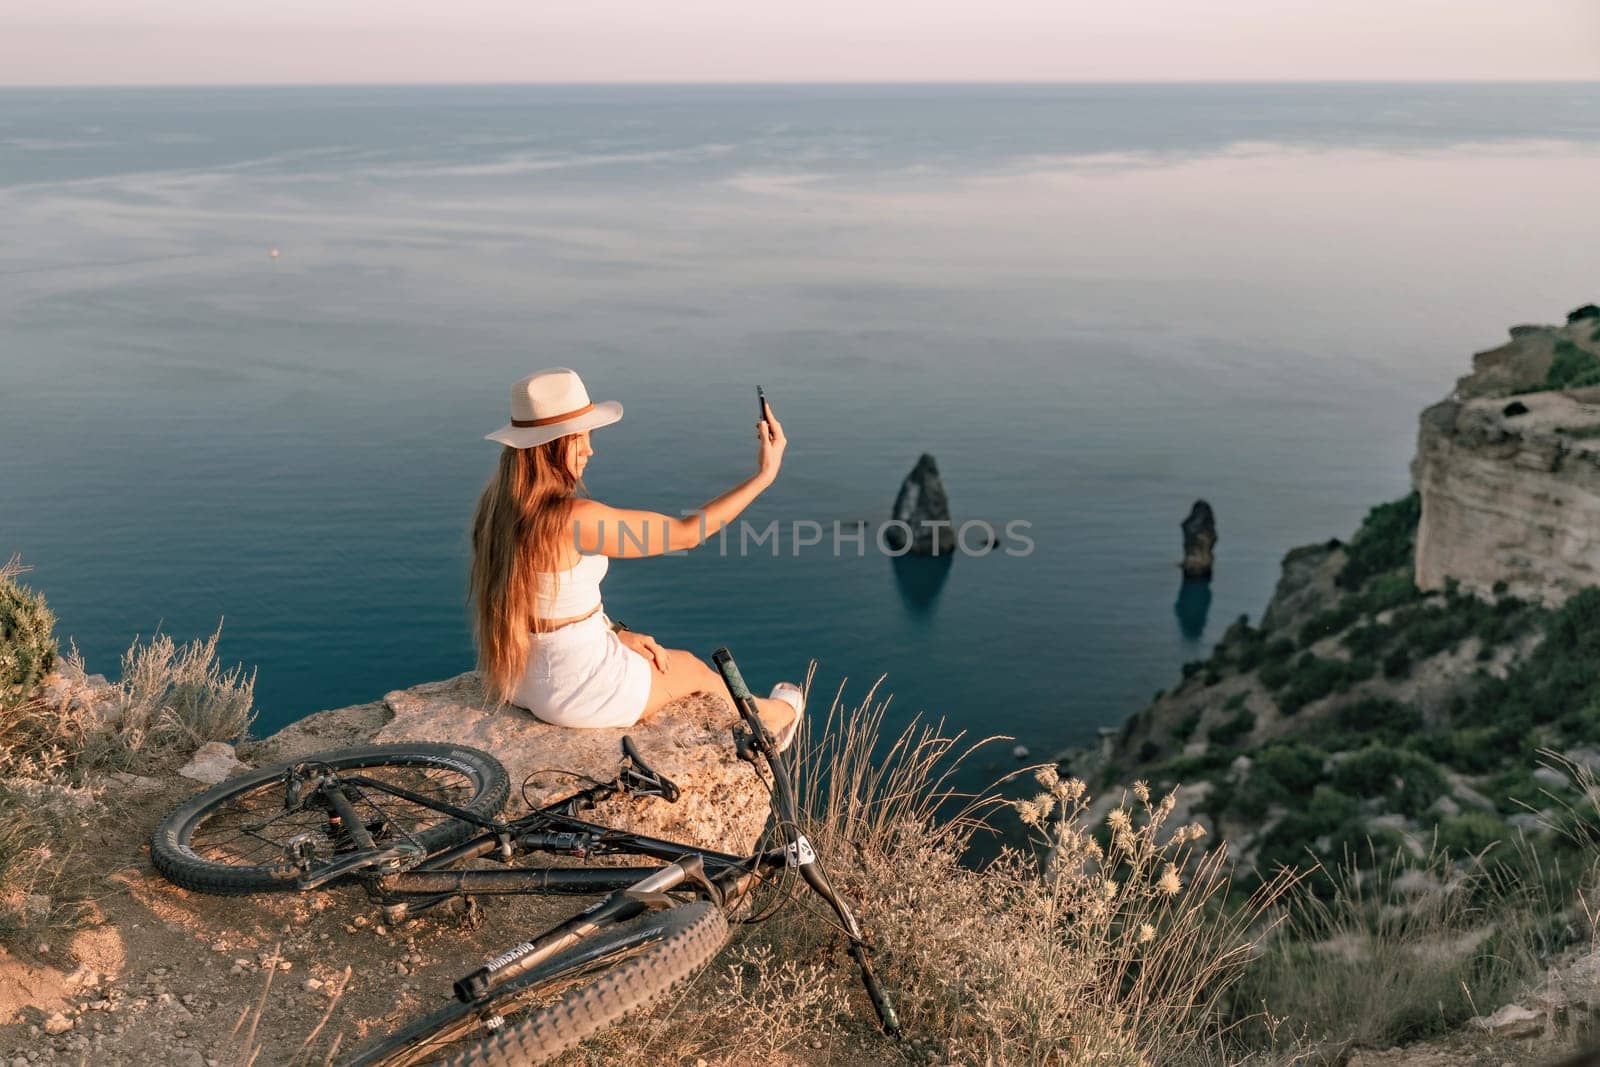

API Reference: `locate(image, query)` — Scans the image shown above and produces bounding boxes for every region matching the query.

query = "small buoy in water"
[269,248,280,259]
[1012,744,1030,761]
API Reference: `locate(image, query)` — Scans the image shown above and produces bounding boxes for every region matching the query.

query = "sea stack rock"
[1181,500,1217,580]
[886,453,956,555]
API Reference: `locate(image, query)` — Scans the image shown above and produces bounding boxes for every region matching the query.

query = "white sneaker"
[768,682,805,753]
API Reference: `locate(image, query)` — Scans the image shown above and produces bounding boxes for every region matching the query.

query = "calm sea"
[3,83,1598,800]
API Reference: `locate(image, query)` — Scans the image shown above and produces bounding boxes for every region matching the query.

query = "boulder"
[1562,745,1600,772]
[105,771,166,798]
[366,673,770,855]
[177,742,249,785]
[886,453,956,555]
[1448,774,1496,813]
[1532,765,1569,791]
[1180,501,1217,580]
[1426,795,1460,819]
[1472,1003,1542,1039]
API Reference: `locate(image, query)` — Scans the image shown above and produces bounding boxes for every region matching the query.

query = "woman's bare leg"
[637,648,796,738]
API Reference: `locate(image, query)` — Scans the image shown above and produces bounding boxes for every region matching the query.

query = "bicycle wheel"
[344,900,730,1067]
[151,743,510,895]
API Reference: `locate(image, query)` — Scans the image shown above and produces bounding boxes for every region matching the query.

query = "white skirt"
[511,610,654,728]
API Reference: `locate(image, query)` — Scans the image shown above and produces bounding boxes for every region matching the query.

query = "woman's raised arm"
[570,405,787,559]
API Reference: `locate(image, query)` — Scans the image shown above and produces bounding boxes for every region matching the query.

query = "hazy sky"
[4,0,1598,86]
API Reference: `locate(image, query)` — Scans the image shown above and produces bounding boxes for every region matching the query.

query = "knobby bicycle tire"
[344,901,730,1067]
[151,743,510,895]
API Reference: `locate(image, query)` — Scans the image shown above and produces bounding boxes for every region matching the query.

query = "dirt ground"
[0,775,901,1067]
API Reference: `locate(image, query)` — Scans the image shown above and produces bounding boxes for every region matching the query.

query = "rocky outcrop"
[1180,501,1217,580]
[1258,540,1347,635]
[1411,310,1600,606]
[886,453,956,555]
[1452,323,1563,399]
[177,742,248,785]
[1413,388,1600,606]
[253,673,769,855]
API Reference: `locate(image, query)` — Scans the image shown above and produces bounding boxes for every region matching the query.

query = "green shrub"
[1171,711,1201,743]
[1337,494,1421,591]
[1251,787,1361,875]
[1332,697,1423,748]
[1152,749,1233,785]
[1382,647,1412,679]
[1232,771,1291,821]
[1209,708,1256,748]
[1254,742,1327,797]
[1299,600,1363,648]
[1435,812,1512,860]
[1359,569,1422,613]
[1407,724,1523,774]
[1458,588,1600,738]
[1300,785,1360,839]
[0,560,57,705]
[1484,766,1554,816]
[1342,622,1391,659]
[1544,338,1600,390]
[1277,654,1372,715]
[1331,745,1447,818]
[1258,660,1293,691]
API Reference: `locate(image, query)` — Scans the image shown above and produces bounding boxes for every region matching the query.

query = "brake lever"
[732,726,759,764]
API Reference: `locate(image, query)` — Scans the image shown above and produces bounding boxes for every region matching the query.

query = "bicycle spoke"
[179,760,481,874]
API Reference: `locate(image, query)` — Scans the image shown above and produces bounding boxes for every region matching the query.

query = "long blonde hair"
[469,437,583,704]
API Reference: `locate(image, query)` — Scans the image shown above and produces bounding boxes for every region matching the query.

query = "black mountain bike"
[150,647,900,1066]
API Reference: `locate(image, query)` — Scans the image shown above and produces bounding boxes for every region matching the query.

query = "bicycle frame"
[285,646,901,1037]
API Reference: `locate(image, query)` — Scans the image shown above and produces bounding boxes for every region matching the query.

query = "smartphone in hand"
[757,385,771,423]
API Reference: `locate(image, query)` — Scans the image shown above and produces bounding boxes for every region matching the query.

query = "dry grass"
[97,623,258,768]
[1230,845,1551,1062]
[574,674,1298,1066]
[0,622,256,937]
[1,624,257,775]
[0,777,95,937]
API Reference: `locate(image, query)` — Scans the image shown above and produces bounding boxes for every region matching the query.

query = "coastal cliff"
[1414,312,1600,605]
[1080,306,1600,892]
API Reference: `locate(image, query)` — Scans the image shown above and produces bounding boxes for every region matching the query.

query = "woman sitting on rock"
[468,367,803,749]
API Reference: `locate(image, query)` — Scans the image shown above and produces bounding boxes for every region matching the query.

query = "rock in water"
[886,453,956,555]
[1181,500,1217,580]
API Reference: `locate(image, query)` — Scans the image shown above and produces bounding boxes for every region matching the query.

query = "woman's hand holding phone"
[756,389,786,483]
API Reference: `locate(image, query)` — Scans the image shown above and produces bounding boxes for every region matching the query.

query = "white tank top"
[534,554,607,619]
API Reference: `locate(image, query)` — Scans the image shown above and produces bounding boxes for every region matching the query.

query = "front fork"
[787,839,901,1038]
[712,646,902,1040]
